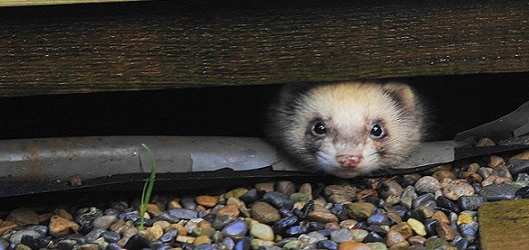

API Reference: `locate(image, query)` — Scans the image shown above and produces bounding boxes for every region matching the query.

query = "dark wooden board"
[1,0,529,96]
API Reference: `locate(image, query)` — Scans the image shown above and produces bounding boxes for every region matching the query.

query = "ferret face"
[269,82,423,178]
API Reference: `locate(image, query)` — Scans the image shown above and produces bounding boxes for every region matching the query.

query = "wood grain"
[1,0,528,96]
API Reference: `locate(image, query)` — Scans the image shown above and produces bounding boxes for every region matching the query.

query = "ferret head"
[268,82,424,178]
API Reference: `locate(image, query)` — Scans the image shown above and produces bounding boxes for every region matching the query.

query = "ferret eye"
[312,122,327,136]
[370,123,385,139]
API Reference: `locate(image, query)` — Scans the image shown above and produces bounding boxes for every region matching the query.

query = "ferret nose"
[336,154,363,168]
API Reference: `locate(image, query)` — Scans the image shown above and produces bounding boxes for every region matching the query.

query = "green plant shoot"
[139,143,158,230]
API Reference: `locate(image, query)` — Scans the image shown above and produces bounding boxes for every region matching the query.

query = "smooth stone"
[345,202,375,220]
[49,215,81,237]
[274,181,296,196]
[212,215,235,230]
[338,241,374,250]
[413,205,435,219]
[193,235,212,246]
[20,235,51,249]
[478,167,492,179]
[330,228,354,243]
[436,222,456,241]
[507,159,529,175]
[406,218,426,236]
[6,208,39,226]
[422,219,438,236]
[399,197,413,210]
[385,230,405,246]
[123,234,149,250]
[249,223,274,241]
[221,220,248,237]
[57,239,79,250]
[101,231,121,243]
[480,182,520,201]
[308,211,339,224]
[390,222,413,239]
[272,215,299,234]
[366,242,389,250]
[235,237,253,250]
[216,204,240,218]
[431,211,450,225]
[85,228,106,242]
[366,213,390,226]
[436,196,461,213]
[251,202,281,224]
[167,208,200,220]
[377,180,404,199]
[77,244,99,250]
[457,196,487,210]
[284,225,308,237]
[290,193,309,202]
[239,188,262,204]
[424,238,452,249]
[324,185,359,204]
[363,231,384,243]
[251,239,276,249]
[180,197,198,210]
[195,195,219,208]
[225,187,249,199]
[9,230,41,245]
[194,243,214,250]
[349,229,368,242]
[492,164,513,179]
[515,186,529,198]
[317,240,339,250]
[401,186,418,199]
[412,193,435,209]
[263,191,294,210]
[159,228,178,243]
[458,222,479,241]
[408,235,426,246]
[106,243,122,250]
[415,176,441,193]
[442,180,475,201]
[330,203,349,221]
[92,215,117,230]
[432,170,456,181]
[283,239,301,250]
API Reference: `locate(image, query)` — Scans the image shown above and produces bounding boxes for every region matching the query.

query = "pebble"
[221,220,248,237]
[415,176,441,193]
[1,148,523,250]
[442,180,475,201]
[49,215,80,237]
[345,202,375,220]
[6,208,39,226]
[249,223,274,241]
[195,196,218,207]
[406,218,426,236]
[251,202,281,224]
[338,241,374,250]
[480,182,520,201]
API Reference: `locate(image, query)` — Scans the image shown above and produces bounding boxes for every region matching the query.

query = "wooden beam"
[0,0,138,7]
[1,0,528,96]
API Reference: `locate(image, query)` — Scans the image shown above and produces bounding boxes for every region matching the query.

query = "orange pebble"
[338,241,374,250]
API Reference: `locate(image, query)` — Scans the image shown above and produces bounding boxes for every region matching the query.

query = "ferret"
[266,81,425,178]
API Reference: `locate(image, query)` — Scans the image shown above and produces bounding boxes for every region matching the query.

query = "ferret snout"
[336,154,363,168]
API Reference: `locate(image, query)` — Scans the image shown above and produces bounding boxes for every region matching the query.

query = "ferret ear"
[382,83,418,112]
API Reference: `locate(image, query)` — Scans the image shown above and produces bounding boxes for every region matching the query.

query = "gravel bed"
[2,149,529,250]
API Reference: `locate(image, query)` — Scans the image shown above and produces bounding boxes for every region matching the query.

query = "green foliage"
[138,143,157,230]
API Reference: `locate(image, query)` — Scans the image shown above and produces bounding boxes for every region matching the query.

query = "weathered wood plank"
[0,0,137,7]
[1,0,528,96]
[479,199,529,250]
